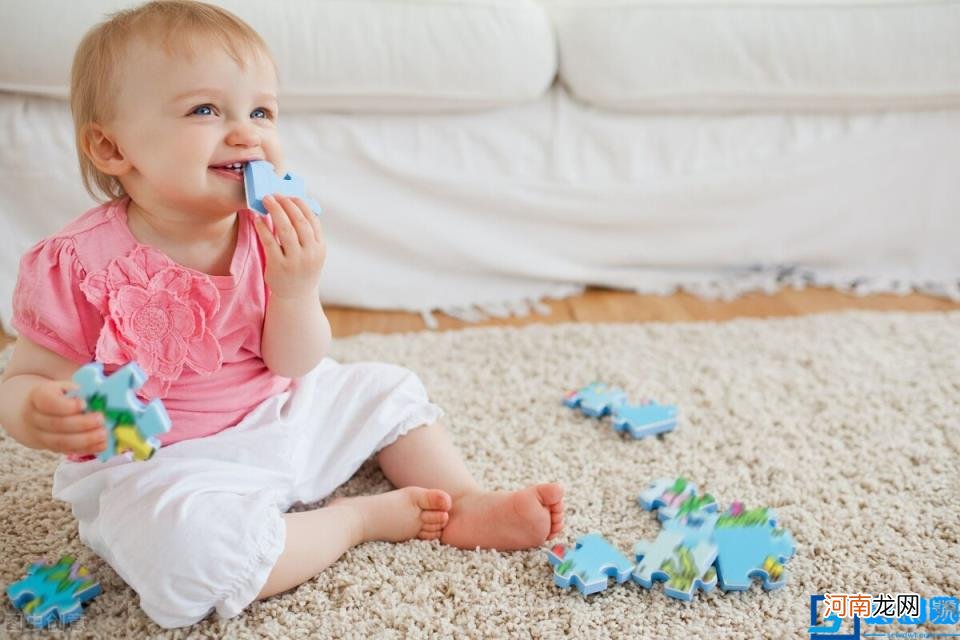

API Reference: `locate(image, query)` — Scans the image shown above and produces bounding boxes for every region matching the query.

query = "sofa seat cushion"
[0,0,556,112]
[545,0,960,112]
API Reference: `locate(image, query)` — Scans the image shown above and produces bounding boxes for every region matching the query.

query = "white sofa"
[2,0,959,332]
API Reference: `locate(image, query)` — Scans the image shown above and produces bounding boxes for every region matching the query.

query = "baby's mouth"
[210,161,245,174]
[209,162,246,183]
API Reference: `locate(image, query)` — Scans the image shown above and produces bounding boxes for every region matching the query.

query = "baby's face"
[109,37,282,217]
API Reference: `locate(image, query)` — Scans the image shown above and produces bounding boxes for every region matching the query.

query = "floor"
[1,288,958,349]
[322,287,960,337]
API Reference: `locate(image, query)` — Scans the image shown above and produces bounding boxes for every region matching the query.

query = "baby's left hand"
[254,194,326,300]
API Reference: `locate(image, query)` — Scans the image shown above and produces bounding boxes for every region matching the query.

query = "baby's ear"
[81,123,132,176]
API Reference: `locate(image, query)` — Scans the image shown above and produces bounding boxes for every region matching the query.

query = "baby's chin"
[194,191,249,216]
[163,196,247,220]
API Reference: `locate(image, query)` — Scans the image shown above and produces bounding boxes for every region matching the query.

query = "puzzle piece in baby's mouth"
[244,160,321,215]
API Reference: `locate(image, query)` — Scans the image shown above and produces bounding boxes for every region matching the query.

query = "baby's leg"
[377,422,565,550]
[256,487,451,599]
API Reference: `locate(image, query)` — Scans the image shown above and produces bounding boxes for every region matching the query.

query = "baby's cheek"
[266,145,285,175]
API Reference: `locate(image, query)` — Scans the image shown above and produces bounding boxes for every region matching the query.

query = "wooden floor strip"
[2,288,958,347]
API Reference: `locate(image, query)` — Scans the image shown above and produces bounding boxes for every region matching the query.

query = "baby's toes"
[420,523,445,540]
[419,505,449,540]
[548,517,563,538]
[422,510,449,527]
[548,500,564,538]
[535,483,565,508]
[419,488,453,512]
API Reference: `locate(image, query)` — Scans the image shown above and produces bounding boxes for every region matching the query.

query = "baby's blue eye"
[191,104,214,116]
[251,108,269,119]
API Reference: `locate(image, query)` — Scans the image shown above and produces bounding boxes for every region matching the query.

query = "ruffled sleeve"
[11,238,103,364]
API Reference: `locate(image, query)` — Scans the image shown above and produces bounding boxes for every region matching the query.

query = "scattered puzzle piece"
[638,477,718,522]
[640,486,793,592]
[70,362,171,462]
[711,503,796,591]
[6,555,102,628]
[632,528,718,601]
[547,479,796,602]
[612,401,679,438]
[244,160,321,215]
[638,477,698,512]
[563,383,627,418]
[546,533,634,596]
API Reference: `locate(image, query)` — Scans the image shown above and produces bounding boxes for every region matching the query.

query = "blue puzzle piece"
[711,504,796,591]
[635,482,796,594]
[563,383,627,418]
[637,477,718,522]
[244,160,321,215]
[632,528,718,601]
[612,401,678,438]
[6,556,102,628]
[70,362,171,462]
[662,509,720,548]
[546,533,634,595]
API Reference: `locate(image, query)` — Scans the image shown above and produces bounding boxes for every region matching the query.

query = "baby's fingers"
[293,197,323,243]
[254,216,283,263]
[34,412,104,435]
[264,195,299,254]
[274,195,315,250]
[31,381,85,416]
[37,427,107,456]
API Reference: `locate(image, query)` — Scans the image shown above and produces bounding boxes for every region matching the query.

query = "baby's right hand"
[21,380,107,456]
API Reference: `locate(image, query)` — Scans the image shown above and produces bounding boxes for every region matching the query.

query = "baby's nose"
[226,121,260,147]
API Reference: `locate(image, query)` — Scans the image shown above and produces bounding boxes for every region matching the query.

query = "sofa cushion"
[0,0,556,112]
[546,0,960,112]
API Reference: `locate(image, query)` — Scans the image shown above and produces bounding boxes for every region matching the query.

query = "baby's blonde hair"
[70,0,274,202]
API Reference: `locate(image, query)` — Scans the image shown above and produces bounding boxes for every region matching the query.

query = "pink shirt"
[12,198,291,448]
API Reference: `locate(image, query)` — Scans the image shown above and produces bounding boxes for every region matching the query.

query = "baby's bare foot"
[440,483,565,550]
[330,487,451,543]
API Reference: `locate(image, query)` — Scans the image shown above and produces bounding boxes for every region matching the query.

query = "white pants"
[52,358,443,629]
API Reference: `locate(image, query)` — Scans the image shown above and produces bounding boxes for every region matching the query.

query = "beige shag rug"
[1,311,958,639]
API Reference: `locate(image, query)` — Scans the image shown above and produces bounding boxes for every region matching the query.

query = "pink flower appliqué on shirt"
[80,245,223,396]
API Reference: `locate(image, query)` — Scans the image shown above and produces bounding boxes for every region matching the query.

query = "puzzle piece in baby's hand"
[244,160,321,215]
[632,527,718,601]
[6,555,102,628]
[711,502,796,591]
[546,533,634,596]
[638,477,718,522]
[612,401,679,438]
[71,362,171,462]
[562,383,628,418]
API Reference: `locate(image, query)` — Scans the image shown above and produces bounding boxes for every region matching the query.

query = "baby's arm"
[0,336,106,455]
[255,194,332,378]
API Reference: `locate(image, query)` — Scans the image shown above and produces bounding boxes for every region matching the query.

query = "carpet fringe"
[657,265,960,303]
[417,266,959,328]
[421,295,569,329]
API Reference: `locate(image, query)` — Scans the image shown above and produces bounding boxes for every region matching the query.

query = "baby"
[0,0,563,629]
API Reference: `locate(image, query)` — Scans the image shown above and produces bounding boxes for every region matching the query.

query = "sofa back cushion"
[545,0,960,112]
[0,0,556,112]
